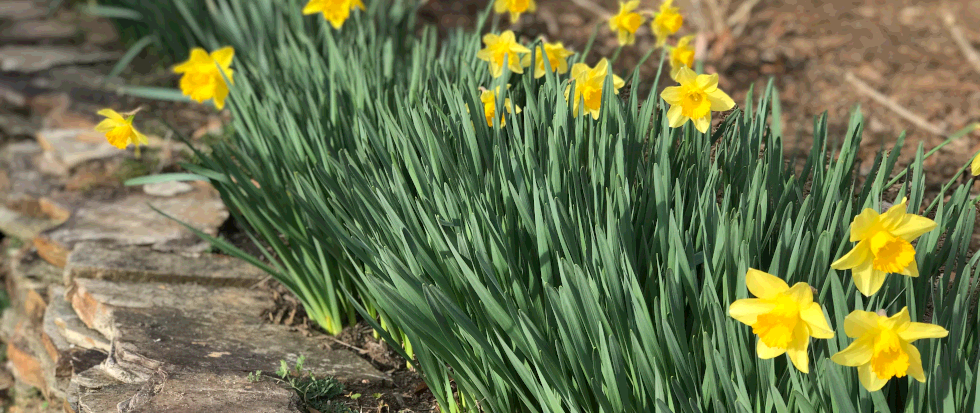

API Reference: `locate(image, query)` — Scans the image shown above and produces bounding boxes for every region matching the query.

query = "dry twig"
[844,72,947,136]
[943,11,980,76]
[569,0,610,19]
[726,0,764,38]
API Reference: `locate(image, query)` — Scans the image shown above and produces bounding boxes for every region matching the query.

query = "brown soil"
[256,279,438,412]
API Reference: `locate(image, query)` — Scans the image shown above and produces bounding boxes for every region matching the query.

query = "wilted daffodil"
[831,198,937,296]
[477,31,530,78]
[651,0,683,47]
[608,1,644,46]
[480,87,521,127]
[661,66,735,133]
[832,307,948,391]
[494,0,536,21]
[565,59,625,120]
[173,47,235,110]
[303,0,365,29]
[729,269,834,373]
[669,35,695,79]
[96,108,148,153]
[521,42,574,78]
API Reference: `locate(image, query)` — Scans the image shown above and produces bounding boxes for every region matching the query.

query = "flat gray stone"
[0,46,119,73]
[143,181,193,197]
[45,285,110,352]
[0,204,62,241]
[73,369,302,413]
[6,248,62,324]
[34,184,228,267]
[68,278,388,384]
[0,1,46,20]
[0,111,35,137]
[0,20,78,42]
[35,128,120,172]
[0,141,55,201]
[66,243,266,287]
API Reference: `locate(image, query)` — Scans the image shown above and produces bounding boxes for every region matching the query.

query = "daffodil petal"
[898,321,949,342]
[674,66,697,85]
[728,298,774,325]
[858,363,889,392]
[831,240,871,270]
[707,88,735,111]
[843,310,879,338]
[785,282,814,305]
[613,74,625,91]
[695,73,718,92]
[888,215,937,242]
[903,341,926,382]
[571,62,589,80]
[745,268,789,299]
[786,324,810,373]
[879,198,908,229]
[852,262,886,297]
[95,119,118,133]
[972,153,980,176]
[831,335,875,366]
[849,208,881,242]
[666,105,686,128]
[900,258,920,278]
[800,303,834,339]
[693,116,710,133]
[96,109,125,121]
[211,47,235,69]
[661,86,683,104]
[757,339,786,359]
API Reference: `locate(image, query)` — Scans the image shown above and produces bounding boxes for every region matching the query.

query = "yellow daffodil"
[669,35,695,79]
[521,42,574,78]
[660,66,735,133]
[494,0,536,21]
[972,152,980,176]
[95,108,148,151]
[652,0,683,47]
[172,47,235,110]
[479,87,521,127]
[302,0,365,29]
[564,59,625,120]
[477,31,531,78]
[832,307,947,391]
[831,198,937,296]
[608,1,644,46]
[728,269,834,373]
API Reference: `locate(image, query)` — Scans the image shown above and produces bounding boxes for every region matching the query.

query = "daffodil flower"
[831,198,937,296]
[651,0,683,47]
[564,59,625,120]
[971,152,980,176]
[96,108,148,157]
[729,269,834,373]
[477,31,531,78]
[303,0,365,29]
[521,42,574,78]
[172,47,235,110]
[608,1,644,46]
[494,0,536,21]
[832,307,947,391]
[669,35,695,79]
[480,86,521,127]
[660,66,735,133]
